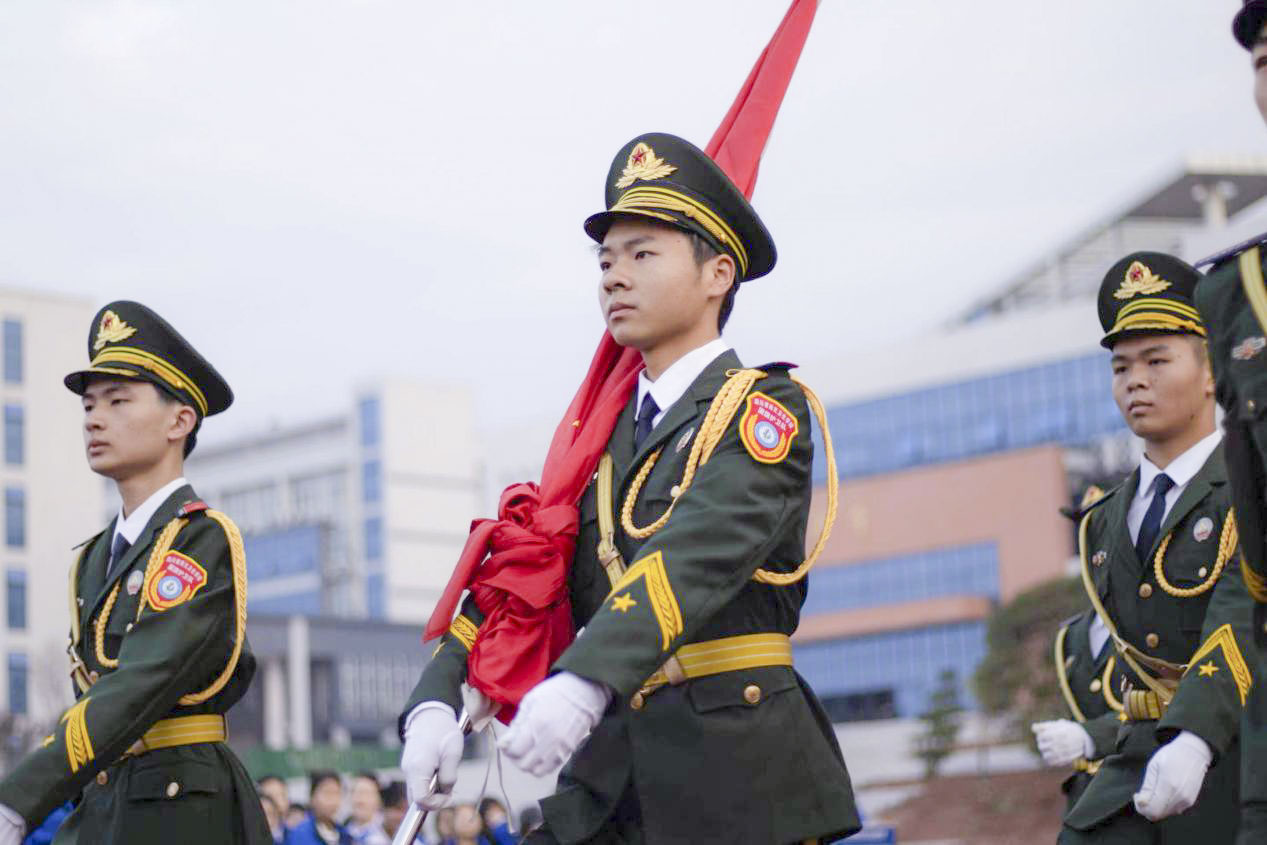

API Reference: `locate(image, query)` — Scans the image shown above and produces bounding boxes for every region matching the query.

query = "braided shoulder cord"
[176,510,248,705]
[1152,509,1237,599]
[93,518,186,670]
[618,369,840,587]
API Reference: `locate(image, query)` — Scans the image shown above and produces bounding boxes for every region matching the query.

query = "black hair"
[354,770,379,785]
[380,781,407,808]
[257,774,285,787]
[308,770,341,796]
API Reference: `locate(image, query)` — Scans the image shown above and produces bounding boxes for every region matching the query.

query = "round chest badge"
[125,570,144,596]
[1193,516,1214,543]
[738,391,799,464]
[1092,550,1107,567]
[144,551,208,612]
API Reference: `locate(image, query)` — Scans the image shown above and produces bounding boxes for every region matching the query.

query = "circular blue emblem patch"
[157,575,183,600]
[754,420,780,449]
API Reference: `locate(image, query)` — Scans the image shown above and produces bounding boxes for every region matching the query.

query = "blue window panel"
[249,591,322,615]
[359,396,381,449]
[362,459,381,505]
[4,488,24,548]
[2,321,20,385]
[802,543,998,615]
[820,351,1122,481]
[243,525,323,580]
[3,405,22,466]
[7,652,27,715]
[795,621,986,717]
[364,517,383,562]
[367,573,385,619]
[6,569,24,630]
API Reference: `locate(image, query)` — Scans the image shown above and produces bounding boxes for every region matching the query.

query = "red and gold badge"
[144,551,208,612]
[738,391,798,464]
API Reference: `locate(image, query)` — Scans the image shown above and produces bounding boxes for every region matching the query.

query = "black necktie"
[1135,473,1175,563]
[108,533,131,579]
[634,393,660,452]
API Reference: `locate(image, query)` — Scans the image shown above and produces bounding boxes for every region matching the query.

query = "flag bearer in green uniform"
[1033,607,1126,812]
[399,134,860,844]
[1193,5,1267,840]
[1058,254,1256,844]
[0,301,270,845]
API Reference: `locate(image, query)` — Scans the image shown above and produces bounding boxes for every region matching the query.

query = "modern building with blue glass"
[792,157,1267,721]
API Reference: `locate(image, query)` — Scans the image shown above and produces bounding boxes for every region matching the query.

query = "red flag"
[424,0,821,721]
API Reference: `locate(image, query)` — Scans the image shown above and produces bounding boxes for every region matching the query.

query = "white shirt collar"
[114,476,189,545]
[636,337,731,428]
[1136,429,1222,501]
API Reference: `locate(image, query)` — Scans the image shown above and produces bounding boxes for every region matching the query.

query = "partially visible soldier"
[1033,607,1124,812]
[1059,254,1256,844]
[0,302,270,844]
[1193,5,1267,841]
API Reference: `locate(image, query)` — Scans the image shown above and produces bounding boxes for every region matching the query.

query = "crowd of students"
[256,772,538,845]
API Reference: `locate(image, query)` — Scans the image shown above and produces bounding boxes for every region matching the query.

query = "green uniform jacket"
[405,351,860,844]
[0,484,271,845]
[1197,242,1267,841]
[1054,610,1125,811]
[1064,446,1255,842]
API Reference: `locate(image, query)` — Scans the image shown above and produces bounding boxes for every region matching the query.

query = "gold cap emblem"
[615,142,677,190]
[1114,261,1171,300]
[93,310,137,351]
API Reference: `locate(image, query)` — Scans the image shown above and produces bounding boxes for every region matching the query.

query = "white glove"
[1031,719,1095,767]
[1133,730,1213,821]
[498,672,611,777]
[400,703,464,810]
[0,803,24,845]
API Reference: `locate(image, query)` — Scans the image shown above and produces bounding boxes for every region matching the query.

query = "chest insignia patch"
[738,392,799,464]
[675,427,695,454]
[1092,550,1107,567]
[125,570,144,596]
[1232,336,1266,361]
[1193,516,1214,543]
[144,551,208,612]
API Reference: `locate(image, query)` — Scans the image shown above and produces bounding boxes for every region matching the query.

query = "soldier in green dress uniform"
[1192,5,1267,840]
[398,133,860,844]
[1058,254,1256,844]
[0,302,271,845]
[1034,607,1126,812]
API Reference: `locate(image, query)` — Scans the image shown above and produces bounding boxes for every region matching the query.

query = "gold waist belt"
[634,633,793,706]
[125,715,227,756]
[1124,689,1167,721]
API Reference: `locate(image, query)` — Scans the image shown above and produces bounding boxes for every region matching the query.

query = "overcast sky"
[2,1,1264,447]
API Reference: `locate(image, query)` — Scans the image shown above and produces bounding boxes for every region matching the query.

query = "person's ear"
[703,252,736,298]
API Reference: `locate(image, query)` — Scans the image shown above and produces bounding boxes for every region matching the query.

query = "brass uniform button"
[96,771,108,786]
[743,684,762,705]
[630,692,644,711]
[1249,399,1258,415]
[1198,567,1209,578]
[670,485,682,499]
[125,623,134,633]
[87,671,99,683]
[1146,633,1160,648]
[166,781,180,798]
[1138,584,1153,598]
[1090,679,1102,693]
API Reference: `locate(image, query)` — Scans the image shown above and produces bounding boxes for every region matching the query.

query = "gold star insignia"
[611,593,637,614]
[1198,661,1220,677]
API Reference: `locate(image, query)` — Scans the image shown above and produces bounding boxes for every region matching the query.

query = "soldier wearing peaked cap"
[399,133,860,844]
[0,302,271,845]
[1057,255,1256,844]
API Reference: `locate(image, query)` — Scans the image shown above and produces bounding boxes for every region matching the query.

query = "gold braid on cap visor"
[89,346,209,416]
[1108,298,1206,338]
[608,186,750,277]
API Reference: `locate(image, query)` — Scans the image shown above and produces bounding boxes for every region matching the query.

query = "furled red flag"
[424,0,821,721]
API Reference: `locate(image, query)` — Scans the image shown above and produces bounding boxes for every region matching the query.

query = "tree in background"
[973,576,1086,747]
[913,668,964,779]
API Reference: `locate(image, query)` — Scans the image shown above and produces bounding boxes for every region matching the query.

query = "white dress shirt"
[635,337,731,430]
[1126,430,1222,545]
[113,476,189,549]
